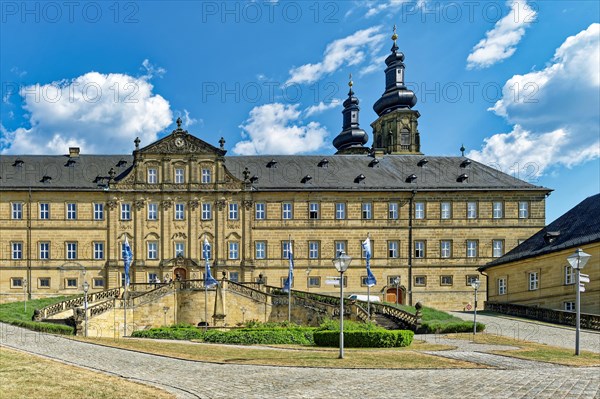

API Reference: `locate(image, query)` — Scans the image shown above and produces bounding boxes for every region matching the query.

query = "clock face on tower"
[175,138,185,148]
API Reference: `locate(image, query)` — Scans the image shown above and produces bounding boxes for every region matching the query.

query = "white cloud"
[359,53,389,76]
[468,23,600,176]
[1,71,172,154]
[286,27,385,85]
[178,109,201,128]
[304,99,342,117]
[141,59,166,79]
[364,0,420,18]
[466,1,537,69]
[232,103,329,155]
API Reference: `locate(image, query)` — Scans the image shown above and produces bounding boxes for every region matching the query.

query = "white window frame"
[361,203,372,220]
[492,240,503,258]
[308,241,319,259]
[67,203,77,220]
[39,242,50,259]
[414,276,426,286]
[335,203,346,220]
[228,203,239,220]
[255,241,266,259]
[467,202,477,219]
[174,203,185,220]
[93,278,105,288]
[282,202,293,220]
[148,203,158,220]
[565,266,575,285]
[39,203,50,219]
[201,168,212,184]
[528,272,539,291]
[309,202,319,219]
[440,202,451,220]
[11,203,23,219]
[440,275,453,286]
[147,242,158,260]
[388,241,399,258]
[66,242,77,260]
[498,278,507,295]
[415,202,425,219]
[414,241,425,259]
[93,203,104,220]
[121,203,131,221]
[308,276,321,288]
[12,242,23,259]
[282,241,293,259]
[564,301,575,312]
[93,242,104,260]
[229,242,239,260]
[334,241,346,256]
[147,168,158,184]
[201,203,212,220]
[66,278,78,288]
[255,202,266,220]
[519,201,529,219]
[174,168,185,184]
[440,240,451,258]
[467,240,477,258]
[388,202,399,220]
[175,242,185,257]
[492,202,503,219]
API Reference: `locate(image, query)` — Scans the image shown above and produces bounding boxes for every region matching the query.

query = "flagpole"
[367,233,370,319]
[204,234,208,331]
[288,235,291,323]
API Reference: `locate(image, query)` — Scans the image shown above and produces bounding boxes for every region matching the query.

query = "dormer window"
[13,159,24,167]
[417,158,428,167]
[175,168,185,184]
[266,160,277,168]
[457,173,468,182]
[40,176,52,183]
[147,168,157,184]
[318,158,329,168]
[406,174,417,183]
[116,159,128,168]
[460,159,472,168]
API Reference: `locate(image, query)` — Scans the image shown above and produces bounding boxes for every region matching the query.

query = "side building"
[480,194,600,314]
[0,33,550,310]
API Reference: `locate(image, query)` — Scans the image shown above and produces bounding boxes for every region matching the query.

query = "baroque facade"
[0,33,550,310]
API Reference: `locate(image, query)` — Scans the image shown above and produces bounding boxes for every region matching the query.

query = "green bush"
[131,327,204,340]
[7,320,74,335]
[314,330,414,348]
[316,319,381,331]
[419,321,485,334]
[0,296,77,335]
[203,328,314,345]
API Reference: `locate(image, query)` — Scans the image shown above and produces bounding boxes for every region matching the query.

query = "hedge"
[7,320,74,335]
[202,328,314,345]
[313,330,414,348]
[131,327,204,340]
[419,321,485,334]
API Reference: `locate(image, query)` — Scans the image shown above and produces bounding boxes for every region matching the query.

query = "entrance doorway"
[173,267,187,281]
[386,287,404,304]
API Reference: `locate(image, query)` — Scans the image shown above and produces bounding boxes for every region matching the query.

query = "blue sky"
[1,0,598,222]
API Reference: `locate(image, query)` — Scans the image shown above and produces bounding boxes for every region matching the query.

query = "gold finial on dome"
[392,24,398,41]
[348,73,353,87]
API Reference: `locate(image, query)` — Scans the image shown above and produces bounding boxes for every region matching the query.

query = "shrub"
[202,328,314,345]
[419,321,485,334]
[132,327,204,340]
[0,296,77,335]
[314,330,414,348]
[7,320,74,335]
[317,319,381,331]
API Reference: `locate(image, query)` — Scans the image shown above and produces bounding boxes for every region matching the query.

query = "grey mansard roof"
[0,152,550,192]
[481,194,600,270]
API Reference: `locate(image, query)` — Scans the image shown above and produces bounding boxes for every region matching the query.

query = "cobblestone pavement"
[449,312,600,353]
[1,323,599,399]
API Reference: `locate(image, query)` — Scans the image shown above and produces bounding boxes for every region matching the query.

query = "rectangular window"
[255,203,266,220]
[309,202,319,219]
[361,203,372,220]
[66,278,77,288]
[308,241,319,259]
[201,168,212,184]
[466,275,479,286]
[492,202,503,219]
[147,168,157,184]
[388,241,399,258]
[174,168,185,184]
[11,278,23,288]
[565,266,575,285]
[147,242,158,260]
[175,242,185,257]
[440,240,451,258]
[121,273,126,287]
[39,242,50,259]
[414,241,425,258]
[12,242,23,259]
[93,203,104,220]
[229,242,239,259]
[519,201,529,219]
[415,202,425,219]
[467,202,477,219]
[148,203,158,220]
[388,276,401,286]
[334,241,346,256]
[39,278,50,288]
[202,241,212,260]
[174,203,185,220]
[308,276,321,288]
[93,242,104,260]
[498,278,507,295]
[148,273,158,283]
[282,241,293,259]
[280,276,294,288]
[440,275,453,286]
[440,202,451,220]
[467,240,478,258]
[564,302,575,312]
[229,272,239,283]
[229,203,239,220]
[529,272,538,290]
[201,203,212,220]
[255,241,266,259]
[121,203,131,220]
[282,202,293,220]
[67,203,77,220]
[93,278,104,288]
[388,202,399,219]
[492,240,504,258]
[414,276,426,286]
[335,203,346,220]
[11,203,23,219]
[39,203,50,219]
[67,242,78,259]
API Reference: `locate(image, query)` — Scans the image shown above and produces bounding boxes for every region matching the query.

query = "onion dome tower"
[333,74,369,154]
[371,25,422,155]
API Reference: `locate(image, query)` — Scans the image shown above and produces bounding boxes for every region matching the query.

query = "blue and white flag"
[283,240,294,293]
[123,237,133,287]
[362,237,377,287]
[203,238,218,287]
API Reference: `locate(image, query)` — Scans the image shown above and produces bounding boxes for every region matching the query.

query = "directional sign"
[579,284,586,292]
[580,273,590,283]
[325,277,341,285]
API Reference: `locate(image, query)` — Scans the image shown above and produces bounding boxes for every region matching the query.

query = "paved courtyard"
[1,320,599,399]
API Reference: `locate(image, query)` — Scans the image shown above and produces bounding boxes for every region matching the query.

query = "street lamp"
[241,307,247,324]
[393,277,400,305]
[23,278,28,313]
[83,281,89,337]
[567,248,592,355]
[332,251,352,359]
[471,279,481,337]
[163,306,169,326]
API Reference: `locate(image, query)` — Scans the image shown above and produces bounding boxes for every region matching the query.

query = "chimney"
[69,147,80,158]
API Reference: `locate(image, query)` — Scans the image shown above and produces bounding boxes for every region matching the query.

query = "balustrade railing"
[34,287,122,320]
[485,302,600,331]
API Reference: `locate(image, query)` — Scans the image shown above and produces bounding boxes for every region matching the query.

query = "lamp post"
[163,306,169,327]
[332,251,352,359]
[567,248,592,355]
[471,279,480,337]
[83,281,89,337]
[241,307,247,324]
[393,277,400,305]
[23,278,28,313]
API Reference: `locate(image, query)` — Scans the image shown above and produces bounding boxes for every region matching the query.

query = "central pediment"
[137,122,226,156]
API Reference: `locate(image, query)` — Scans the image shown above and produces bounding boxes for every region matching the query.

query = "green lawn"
[0,296,77,334]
